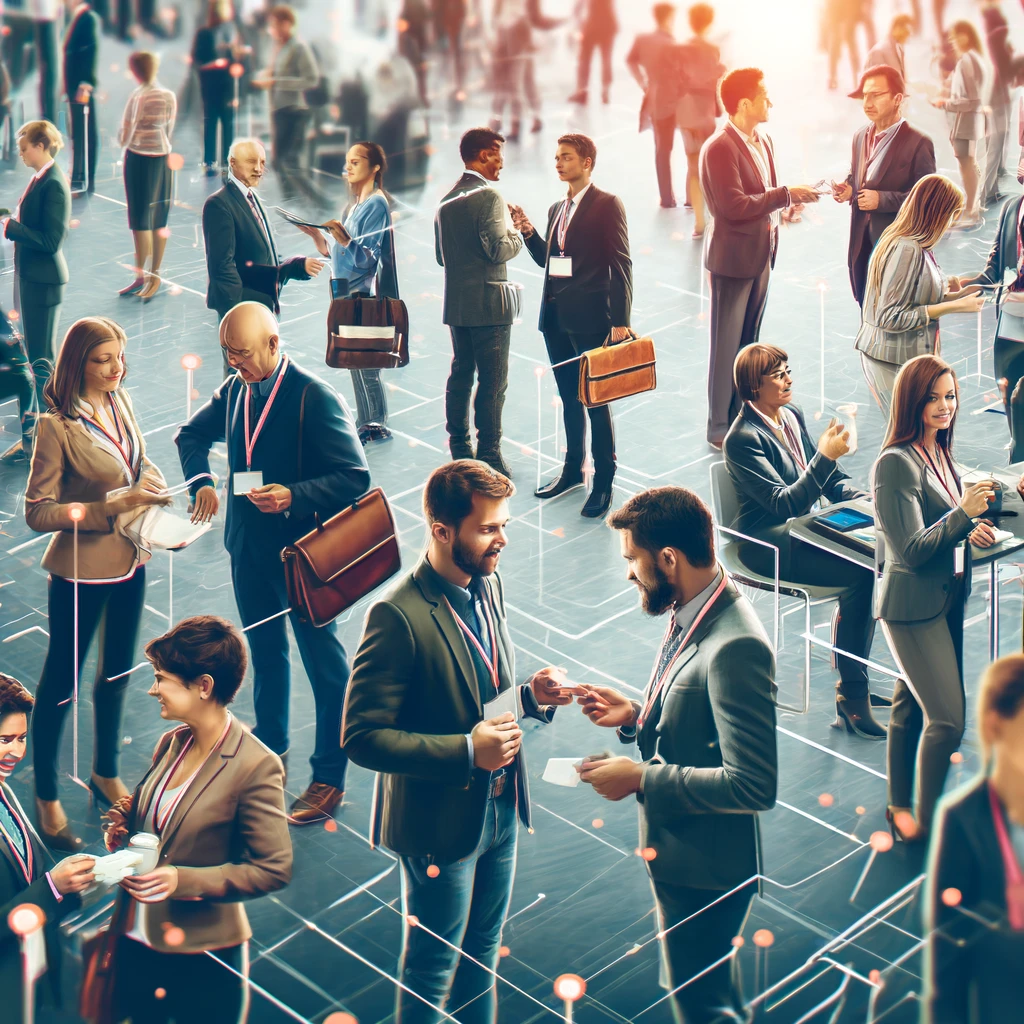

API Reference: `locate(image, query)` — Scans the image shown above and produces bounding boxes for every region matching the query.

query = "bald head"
[228,138,266,190]
[220,302,281,383]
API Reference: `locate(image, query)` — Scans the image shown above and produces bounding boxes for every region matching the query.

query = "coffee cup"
[129,832,160,874]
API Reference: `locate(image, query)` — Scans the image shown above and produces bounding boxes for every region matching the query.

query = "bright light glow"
[8,903,45,936]
[180,354,202,371]
[553,974,586,1002]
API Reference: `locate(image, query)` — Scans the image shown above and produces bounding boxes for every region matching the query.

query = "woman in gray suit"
[873,355,996,842]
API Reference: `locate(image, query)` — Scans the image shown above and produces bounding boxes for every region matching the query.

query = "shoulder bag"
[578,330,657,408]
[326,263,410,370]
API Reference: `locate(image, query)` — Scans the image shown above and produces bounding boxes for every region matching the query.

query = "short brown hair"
[423,460,515,530]
[268,4,296,26]
[719,67,763,116]
[145,616,248,706]
[44,317,129,417]
[128,50,159,83]
[557,133,597,169]
[883,354,959,454]
[688,2,714,34]
[608,487,715,568]
[950,19,981,52]
[16,119,63,157]
[978,655,1024,759]
[652,3,675,24]
[0,673,33,723]
[734,343,788,403]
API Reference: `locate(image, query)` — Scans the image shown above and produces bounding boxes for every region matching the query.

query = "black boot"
[477,447,513,479]
[535,463,584,499]
[831,695,887,739]
[581,477,614,518]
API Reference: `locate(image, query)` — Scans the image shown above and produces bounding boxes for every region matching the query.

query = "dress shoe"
[530,117,542,133]
[581,481,614,519]
[869,692,892,708]
[288,782,344,825]
[831,696,886,739]
[534,467,584,499]
[35,799,84,852]
[367,424,393,442]
[568,89,588,104]
[449,441,474,461]
[478,449,513,479]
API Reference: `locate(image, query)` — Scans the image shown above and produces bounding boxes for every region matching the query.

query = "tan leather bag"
[326,294,410,370]
[578,331,657,408]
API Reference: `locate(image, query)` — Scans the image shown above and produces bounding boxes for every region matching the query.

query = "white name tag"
[549,256,573,278]
[954,543,965,577]
[233,471,264,495]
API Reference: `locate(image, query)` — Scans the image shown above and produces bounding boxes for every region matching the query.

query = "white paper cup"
[836,403,858,455]
[129,832,160,874]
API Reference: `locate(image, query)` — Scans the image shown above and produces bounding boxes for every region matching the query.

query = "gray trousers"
[15,276,62,405]
[983,103,1009,201]
[445,324,511,457]
[707,262,771,442]
[350,368,388,429]
[859,351,900,419]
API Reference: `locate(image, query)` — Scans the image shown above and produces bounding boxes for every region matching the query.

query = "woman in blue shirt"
[300,141,399,444]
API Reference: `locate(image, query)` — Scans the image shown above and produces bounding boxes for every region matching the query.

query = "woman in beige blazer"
[25,316,169,850]
[103,615,292,1024]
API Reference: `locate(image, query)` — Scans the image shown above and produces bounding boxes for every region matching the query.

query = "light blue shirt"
[327,192,393,297]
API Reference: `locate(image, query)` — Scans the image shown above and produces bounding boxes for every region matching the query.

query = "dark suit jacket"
[972,195,1024,342]
[342,559,555,863]
[626,29,679,125]
[202,183,310,316]
[524,184,632,333]
[699,123,789,278]
[62,4,99,94]
[619,578,777,891]
[174,357,370,562]
[3,163,70,288]
[923,776,1024,1024]
[846,121,935,303]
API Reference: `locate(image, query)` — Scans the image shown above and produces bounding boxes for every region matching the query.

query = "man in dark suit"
[434,127,523,474]
[513,133,633,519]
[576,486,777,1024]
[2,120,70,415]
[343,460,570,1024]
[834,65,936,306]
[699,67,819,446]
[62,0,100,194]
[176,302,369,826]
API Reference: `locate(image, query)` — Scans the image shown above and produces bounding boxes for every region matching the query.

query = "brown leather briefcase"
[282,487,402,627]
[578,330,657,408]
[326,295,410,370]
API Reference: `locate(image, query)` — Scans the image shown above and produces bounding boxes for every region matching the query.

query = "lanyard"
[914,443,962,506]
[0,788,32,885]
[555,196,573,254]
[988,782,1024,931]
[152,716,233,835]
[83,397,136,481]
[637,574,729,729]
[780,416,807,471]
[243,355,288,470]
[444,588,500,696]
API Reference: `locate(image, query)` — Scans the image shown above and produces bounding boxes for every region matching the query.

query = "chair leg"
[776,591,812,715]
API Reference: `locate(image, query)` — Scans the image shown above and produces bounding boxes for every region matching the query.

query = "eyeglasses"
[767,366,792,382]
[862,90,892,102]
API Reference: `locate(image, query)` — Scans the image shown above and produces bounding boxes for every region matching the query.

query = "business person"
[2,119,70,412]
[922,654,1024,1024]
[176,302,370,826]
[724,344,885,737]
[342,460,570,1024]
[699,67,820,446]
[569,0,618,105]
[26,316,170,850]
[31,0,61,123]
[0,673,95,1012]
[103,616,292,1024]
[856,175,984,415]
[979,0,1012,206]
[434,127,523,473]
[514,133,633,519]
[872,354,997,842]
[192,0,244,175]
[62,0,100,195]
[834,65,936,306]
[863,14,912,83]
[576,486,777,1024]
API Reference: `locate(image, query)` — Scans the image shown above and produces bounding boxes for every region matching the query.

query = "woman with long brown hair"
[25,317,169,850]
[855,174,984,414]
[872,354,996,842]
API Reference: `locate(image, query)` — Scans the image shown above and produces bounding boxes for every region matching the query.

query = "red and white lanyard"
[444,588,501,697]
[555,196,574,254]
[152,716,233,835]
[0,787,33,885]
[637,574,729,729]
[914,443,962,506]
[83,396,137,481]
[243,355,288,470]
[988,782,1024,931]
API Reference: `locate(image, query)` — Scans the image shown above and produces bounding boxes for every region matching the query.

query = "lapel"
[562,185,598,254]
[134,726,190,829]
[866,122,905,186]
[743,403,799,473]
[1002,197,1023,270]
[0,783,47,882]
[906,445,958,513]
[224,183,273,263]
[852,124,870,191]
[761,134,778,187]
[250,189,279,265]
[724,122,767,189]
[483,575,514,692]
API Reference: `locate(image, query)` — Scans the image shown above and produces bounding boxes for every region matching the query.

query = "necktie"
[653,613,683,683]
[246,190,270,245]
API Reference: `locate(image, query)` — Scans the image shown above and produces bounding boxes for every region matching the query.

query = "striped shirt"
[119,83,177,156]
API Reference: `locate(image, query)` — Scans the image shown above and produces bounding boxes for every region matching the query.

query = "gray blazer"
[434,172,523,327]
[871,444,974,622]
[619,578,778,892]
[946,51,987,141]
[971,194,1024,342]
[268,36,319,112]
[855,238,942,365]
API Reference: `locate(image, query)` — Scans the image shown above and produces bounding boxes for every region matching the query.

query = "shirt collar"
[727,119,761,147]
[566,182,592,207]
[229,171,255,198]
[747,400,787,431]
[33,159,54,181]
[672,565,725,636]
[870,118,905,142]
[423,557,474,610]
[464,169,489,184]
[251,355,285,396]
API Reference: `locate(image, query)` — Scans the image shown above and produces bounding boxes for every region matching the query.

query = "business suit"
[724,403,876,699]
[343,559,555,1024]
[922,776,1024,1024]
[62,3,100,193]
[872,444,973,830]
[175,357,369,791]
[699,123,790,443]
[618,574,777,1024]
[844,120,936,305]
[523,184,632,484]
[3,161,70,404]
[434,171,523,460]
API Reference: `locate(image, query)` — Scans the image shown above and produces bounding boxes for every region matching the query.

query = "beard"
[637,565,676,617]
[452,535,501,578]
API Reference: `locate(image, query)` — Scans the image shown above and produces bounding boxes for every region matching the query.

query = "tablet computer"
[815,507,874,533]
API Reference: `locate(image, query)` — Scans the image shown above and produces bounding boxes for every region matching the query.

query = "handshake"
[507,203,534,238]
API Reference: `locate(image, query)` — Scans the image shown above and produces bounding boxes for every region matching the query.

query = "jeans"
[397,784,518,1024]
[203,98,235,168]
[351,368,389,429]
[445,325,511,456]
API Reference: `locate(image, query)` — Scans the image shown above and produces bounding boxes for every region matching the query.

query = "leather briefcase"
[326,294,410,370]
[578,330,657,408]
[282,487,402,627]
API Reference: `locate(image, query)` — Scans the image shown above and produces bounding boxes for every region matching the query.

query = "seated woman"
[103,615,292,1024]
[923,653,1024,1022]
[723,343,885,738]
[0,673,95,1011]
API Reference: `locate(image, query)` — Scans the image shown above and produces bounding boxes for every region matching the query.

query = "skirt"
[124,149,172,231]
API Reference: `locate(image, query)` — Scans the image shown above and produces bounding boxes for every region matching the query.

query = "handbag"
[326,290,410,370]
[79,925,118,1023]
[578,330,657,408]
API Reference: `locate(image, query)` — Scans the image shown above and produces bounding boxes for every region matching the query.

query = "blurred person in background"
[863,13,912,83]
[431,0,468,100]
[978,0,1013,206]
[569,0,618,105]
[193,0,246,177]
[825,0,861,91]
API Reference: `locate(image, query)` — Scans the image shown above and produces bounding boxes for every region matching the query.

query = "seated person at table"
[724,344,885,738]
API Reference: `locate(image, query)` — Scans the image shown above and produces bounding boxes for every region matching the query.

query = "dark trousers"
[707,262,771,442]
[653,879,756,1024]
[576,30,614,93]
[231,550,349,788]
[445,324,511,457]
[14,275,62,406]
[849,222,872,307]
[995,333,1024,460]
[203,98,235,168]
[544,318,616,480]
[32,569,146,801]
[112,937,249,1024]
[34,20,59,122]
[271,106,323,206]
[0,324,38,444]
[653,113,678,208]
[69,94,98,193]
[397,785,518,1024]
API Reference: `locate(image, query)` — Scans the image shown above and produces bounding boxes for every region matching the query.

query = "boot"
[831,695,886,740]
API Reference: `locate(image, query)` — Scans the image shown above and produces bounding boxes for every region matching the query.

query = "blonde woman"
[855,174,984,414]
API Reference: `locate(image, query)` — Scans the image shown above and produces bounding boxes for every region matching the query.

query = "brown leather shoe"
[287,782,344,825]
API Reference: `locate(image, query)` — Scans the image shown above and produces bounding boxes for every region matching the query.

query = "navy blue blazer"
[174,358,370,562]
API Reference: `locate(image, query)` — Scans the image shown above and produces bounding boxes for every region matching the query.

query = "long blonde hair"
[866,174,964,298]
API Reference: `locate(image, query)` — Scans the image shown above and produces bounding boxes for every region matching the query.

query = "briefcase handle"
[602,328,638,348]
[312,489,374,533]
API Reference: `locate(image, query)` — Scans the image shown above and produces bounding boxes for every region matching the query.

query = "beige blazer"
[114,717,292,953]
[25,391,160,580]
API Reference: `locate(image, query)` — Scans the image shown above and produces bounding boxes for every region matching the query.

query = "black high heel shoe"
[831,695,887,739]
[88,777,114,810]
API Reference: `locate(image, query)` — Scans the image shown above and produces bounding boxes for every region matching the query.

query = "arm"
[165,91,177,145]
[203,198,244,309]
[173,378,232,497]
[274,40,320,91]
[342,601,474,786]
[434,213,444,267]
[0,874,71,942]
[875,135,936,213]
[523,215,550,267]
[277,254,312,284]
[702,140,791,225]
[4,180,69,254]
[83,13,100,87]
[117,92,136,149]
[965,199,1012,286]
[625,38,647,90]
[477,189,523,264]
[641,635,777,815]
[607,195,632,328]
[942,59,978,112]
[331,201,389,278]
[870,243,933,332]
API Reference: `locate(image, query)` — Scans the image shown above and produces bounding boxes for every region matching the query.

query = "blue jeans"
[396,784,518,1024]
[351,368,389,428]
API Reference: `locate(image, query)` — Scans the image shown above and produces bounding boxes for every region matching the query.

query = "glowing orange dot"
[70,219,81,228]
[180,353,202,371]
[68,503,86,522]
[426,865,440,878]
[752,929,774,948]
[942,887,962,907]
[8,310,18,321]
[323,1015,358,1024]
[164,927,185,947]
[323,819,338,832]
[396,17,409,30]
[730,935,745,947]
[640,847,657,861]
[7,903,45,936]
[869,970,882,985]
[157,226,171,239]
[407,915,419,927]
[818,793,834,808]
[870,831,894,852]
[592,818,604,829]
[950,752,963,764]
[154,988,167,999]
[855,806,866,815]
[230,62,245,78]
[534,366,545,377]
[498,946,510,958]
[166,153,185,171]
[553,974,586,1002]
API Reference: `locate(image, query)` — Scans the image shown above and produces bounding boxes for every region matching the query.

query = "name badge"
[954,543,965,577]
[233,471,264,495]
[549,256,573,278]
